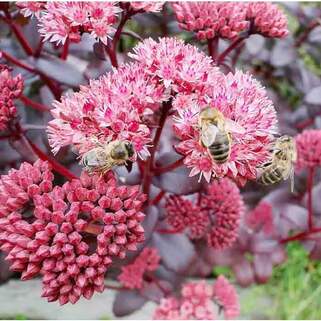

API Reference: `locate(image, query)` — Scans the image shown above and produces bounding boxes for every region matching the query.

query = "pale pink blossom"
[213,275,240,319]
[0,65,23,131]
[130,2,164,13]
[118,247,160,289]
[296,130,321,171]
[38,2,121,45]
[0,160,146,305]
[17,1,46,18]
[129,37,219,93]
[173,70,278,184]
[247,2,289,38]
[47,63,164,159]
[172,2,249,40]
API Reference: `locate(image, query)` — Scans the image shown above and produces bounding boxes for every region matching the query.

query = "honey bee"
[81,140,135,175]
[198,107,245,163]
[257,135,297,192]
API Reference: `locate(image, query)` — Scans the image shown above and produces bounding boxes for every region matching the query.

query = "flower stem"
[295,20,320,48]
[156,228,181,234]
[143,100,171,201]
[20,95,50,112]
[153,157,185,175]
[280,227,321,244]
[25,136,77,181]
[307,167,315,231]
[151,190,166,206]
[217,36,247,65]
[208,36,219,62]
[2,12,34,56]
[60,39,69,60]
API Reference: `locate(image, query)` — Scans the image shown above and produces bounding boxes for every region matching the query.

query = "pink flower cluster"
[129,37,218,92]
[165,178,244,250]
[20,2,121,45]
[0,65,23,131]
[17,1,45,18]
[153,277,240,320]
[247,2,289,38]
[295,129,321,171]
[130,2,164,13]
[47,62,166,158]
[172,2,288,40]
[118,247,160,289]
[245,201,274,236]
[0,160,146,304]
[173,70,278,184]
[172,2,249,40]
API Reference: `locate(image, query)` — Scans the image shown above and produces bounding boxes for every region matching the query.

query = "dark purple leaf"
[152,233,195,273]
[245,34,265,55]
[141,282,164,302]
[309,26,321,43]
[93,41,107,60]
[251,238,278,254]
[254,253,272,283]
[113,290,147,317]
[0,253,13,283]
[233,259,255,287]
[271,246,286,265]
[142,206,159,242]
[22,19,41,51]
[305,86,321,105]
[270,39,296,67]
[34,55,87,87]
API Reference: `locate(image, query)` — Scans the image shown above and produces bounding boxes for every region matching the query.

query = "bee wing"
[201,124,218,147]
[225,119,246,135]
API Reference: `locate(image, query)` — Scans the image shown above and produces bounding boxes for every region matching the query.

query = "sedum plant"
[0,1,320,319]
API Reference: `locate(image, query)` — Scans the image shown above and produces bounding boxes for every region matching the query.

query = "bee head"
[125,142,135,158]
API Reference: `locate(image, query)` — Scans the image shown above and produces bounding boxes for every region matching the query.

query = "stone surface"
[0,279,156,320]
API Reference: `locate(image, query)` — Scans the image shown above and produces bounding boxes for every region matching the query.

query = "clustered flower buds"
[172,2,288,40]
[165,178,244,249]
[153,277,240,320]
[295,129,321,171]
[118,247,160,289]
[0,65,23,131]
[0,160,146,304]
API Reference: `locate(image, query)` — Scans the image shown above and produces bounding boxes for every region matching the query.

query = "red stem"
[151,190,166,206]
[34,40,44,58]
[156,228,181,234]
[142,100,171,200]
[295,20,320,48]
[208,36,219,62]
[105,43,118,68]
[280,227,321,244]
[0,51,36,73]
[20,95,50,112]
[2,13,34,56]
[60,39,69,60]
[307,166,315,231]
[26,137,77,181]
[104,284,125,291]
[153,157,185,175]
[217,36,247,65]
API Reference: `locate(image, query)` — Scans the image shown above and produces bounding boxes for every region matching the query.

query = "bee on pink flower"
[173,70,278,184]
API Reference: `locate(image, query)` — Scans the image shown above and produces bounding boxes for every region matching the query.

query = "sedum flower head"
[0,160,146,305]
[0,65,23,131]
[165,195,209,239]
[129,37,219,92]
[174,70,278,184]
[118,247,160,289]
[245,201,274,236]
[247,2,289,38]
[17,1,46,18]
[165,178,244,250]
[38,2,121,45]
[172,2,288,40]
[153,278,240,320]
[172,2,249,40]
[47,63,165,159]
[296,129,321,171]
[213,275,240,319]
